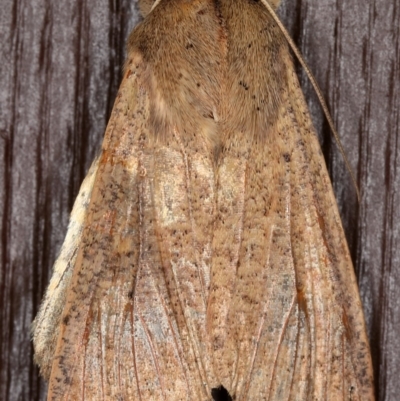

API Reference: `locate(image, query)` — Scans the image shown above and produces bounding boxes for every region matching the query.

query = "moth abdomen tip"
[211,385,233,401]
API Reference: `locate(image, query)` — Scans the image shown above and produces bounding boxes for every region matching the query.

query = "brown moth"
[32,0,375,400]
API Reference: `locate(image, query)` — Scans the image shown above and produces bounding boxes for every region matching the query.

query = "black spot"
[211,386,233,401]
[239,80,249,90]
[186,43,194,49]
[62,315,70,325]
[283,153,291,162]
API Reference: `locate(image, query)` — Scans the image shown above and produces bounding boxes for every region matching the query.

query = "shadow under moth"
[33,0,375,400]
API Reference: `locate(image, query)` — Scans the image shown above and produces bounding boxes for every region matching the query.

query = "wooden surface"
[0,0,398,399]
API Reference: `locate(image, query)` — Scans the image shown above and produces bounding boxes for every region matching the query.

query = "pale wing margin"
[32,157,100,379]
[42,55,147,400]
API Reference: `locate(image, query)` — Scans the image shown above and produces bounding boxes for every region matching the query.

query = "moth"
[33,0,375,400]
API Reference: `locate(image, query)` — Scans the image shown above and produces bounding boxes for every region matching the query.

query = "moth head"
[138,0,282,17]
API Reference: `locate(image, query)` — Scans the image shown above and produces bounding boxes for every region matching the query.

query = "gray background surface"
[0,0,398,399]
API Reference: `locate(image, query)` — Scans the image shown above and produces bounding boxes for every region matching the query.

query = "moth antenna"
[150,0,162,12]
[260,0,361,203]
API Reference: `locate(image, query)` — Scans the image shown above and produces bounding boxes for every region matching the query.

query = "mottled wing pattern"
[33,0,374,400]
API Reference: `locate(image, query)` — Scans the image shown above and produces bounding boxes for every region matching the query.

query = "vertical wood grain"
[0,0,398,399]
[0,1,139,399]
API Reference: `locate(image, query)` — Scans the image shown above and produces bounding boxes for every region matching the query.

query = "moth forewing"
[33,0,375,400]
